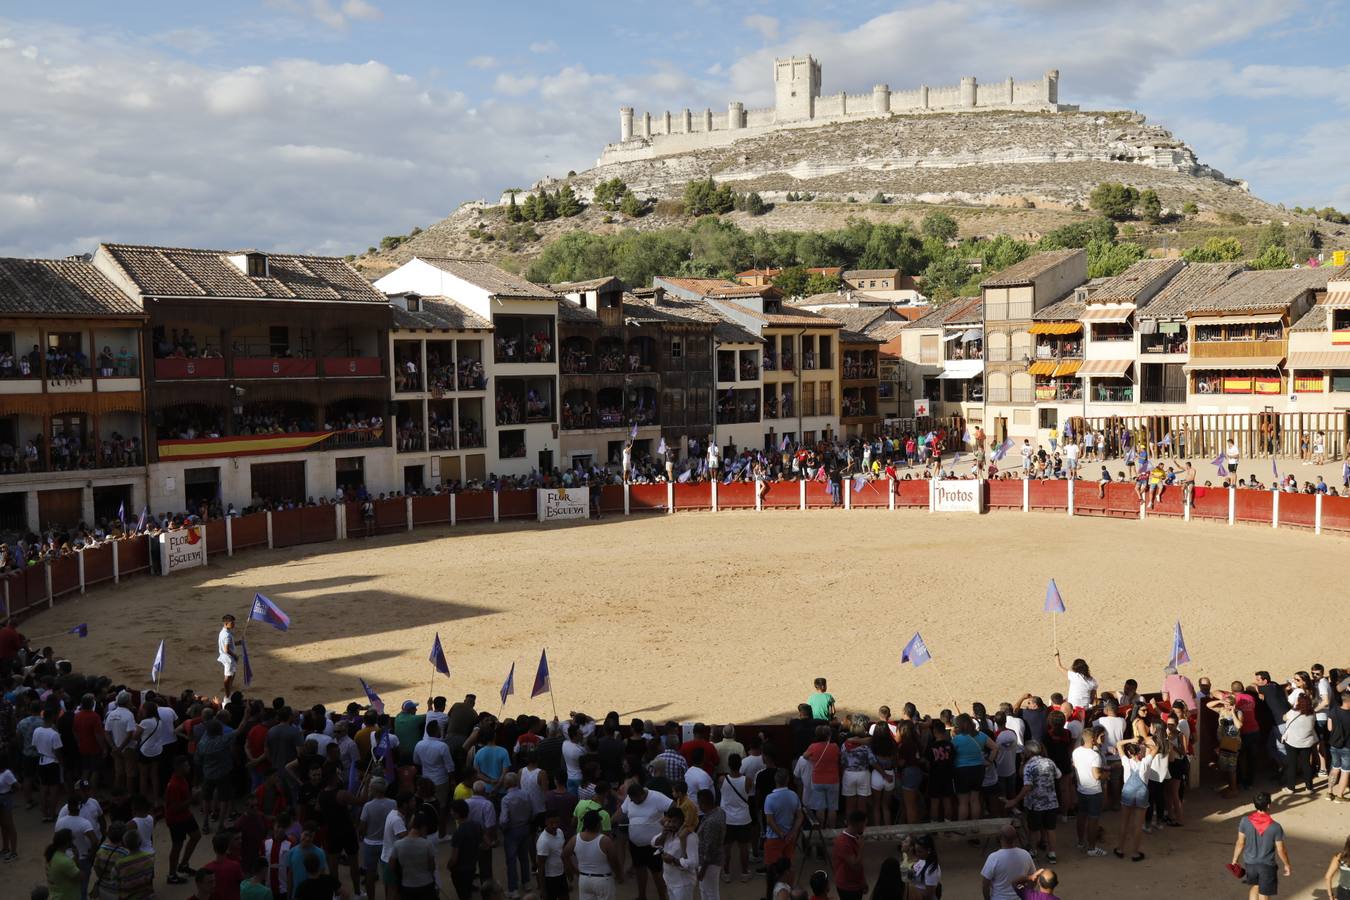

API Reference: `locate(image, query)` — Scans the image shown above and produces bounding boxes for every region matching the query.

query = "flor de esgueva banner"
[537,487,589,522]
[159,526,207,575]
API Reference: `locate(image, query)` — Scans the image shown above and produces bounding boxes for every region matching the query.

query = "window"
[246,253,268,277]
[919,334,939,365]
[819,335,832,369]
[406,296,421,312]
[986,332,1009,362]
[670,338,683,359]
[497,428,526,459]
[987,373,1009,403]
[1038,408,1058,429]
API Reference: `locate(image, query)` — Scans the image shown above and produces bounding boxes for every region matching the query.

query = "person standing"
[1282,695,1319,793]
[1323,834,1350,900]
[1328,690,1350,802]
[980,825,1034,900]
[1231,793,1291,900]
[694,789,725,900]
[1007,740,1061,864]
[565,808,621,900]
[1071,729,1107,857]
[389,812,437,900]
[830,810,866,900]
[218,615,238,696]
[617,781,672,900]
[655,807,698,900]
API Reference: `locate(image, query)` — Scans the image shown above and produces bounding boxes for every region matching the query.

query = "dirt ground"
[15,509,1350,898]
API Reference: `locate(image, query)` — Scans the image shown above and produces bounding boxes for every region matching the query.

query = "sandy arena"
[15,509,1350,898]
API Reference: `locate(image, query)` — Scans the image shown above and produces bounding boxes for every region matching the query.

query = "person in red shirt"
[72,694,108,788]
[165,756,203,884]
[245,706,274,790]
[1217,682,1262,790]
[679,724,719,775]
[203,830,244,900]
[830,810,867,900]
[805,724,842,829]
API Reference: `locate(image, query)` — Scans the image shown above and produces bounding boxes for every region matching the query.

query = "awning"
[1136,319,1158,335]
[1029,322,1082,335]
[1287,351,1350,369]
[1076,358,1134,377]
[1325,292,1350,309]
[943,331,962,342]
[1052,360,1082,377]
[960,328,983,343]
[1183,356,1283,371]
[1190,313,1284,325]
[1080,308,1132,323]
[1027,360,1057,376]
[939,360,983,379]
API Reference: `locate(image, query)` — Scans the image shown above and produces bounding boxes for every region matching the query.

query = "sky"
[1,0,1347,259]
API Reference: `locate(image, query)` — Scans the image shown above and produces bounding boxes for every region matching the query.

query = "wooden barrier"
[760,481,800,509]
[1322,494,1350,532]
[498,490,537,520]
[231,513,269,552]
[83,544,115,588]
[204,519,228,557]
[374,498,407,534]
[894,479,928,507]
[851,479,890,508]
[628,484,668,513]
[50,555,80,599]
[1188,486,1229,522]
[1276,492,1317,530]
[986,479,1023,510]
[1027,479,1068,511]
[411,494,450,527]
[455,491,494,522]
[804,481,836,508]
[717,482,756,509]
[598,485,627,514]
[673,482,712,511]
[1232,489,1273,526]
[118,536,152,576]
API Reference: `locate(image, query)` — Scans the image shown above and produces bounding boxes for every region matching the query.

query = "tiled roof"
[718,300,842,328]
[814,307,891,333]
[556,301,600,324]
[622,293,753,343]
[100,244,385,302]
[1033,293,1087,322]
[657,276,777,299]
[980,249,1084,287]
[1289,304,1329,333]
[390,297,492,331]
[1186,267,1333,316]
[867,321,910,341]
[0,257,144,317]
[907,296,981,329]
[1087,259,1185,304]
[548,276,622,293]
[1135,262,1244,319]
[839,328,883,344]
[417,257,557,300]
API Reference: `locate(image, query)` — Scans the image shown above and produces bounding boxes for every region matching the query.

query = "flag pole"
[545,647,559,721]
[933,661,960,714]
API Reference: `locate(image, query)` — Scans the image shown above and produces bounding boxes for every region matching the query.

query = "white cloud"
[467,55,498,70]
[493,72,539,96]
[529,40,558,54]
[0,18,612,258]
[267,0,382,30]
[742,14,779,41]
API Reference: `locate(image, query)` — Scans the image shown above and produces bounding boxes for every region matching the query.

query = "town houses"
[2,235,1348,537]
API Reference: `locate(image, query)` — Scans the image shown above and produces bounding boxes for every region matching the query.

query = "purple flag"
[1171,621,1191,667]
[250,593,291,631]
[360,678,384,715]
[69,623,88,638]
[1210,452,1227,479]
[1044,579,1066,613]
[429,633,450,677]
[531,649,551,699]
[900,632,931,668]
[500,662,515,706]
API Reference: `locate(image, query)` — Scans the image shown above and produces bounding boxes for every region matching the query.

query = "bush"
[594,177,629,211]
[871,192,888,205]
[1182,237,1245,263]
[744,192,767,216]
[619,191,644,217]
[683,178,735,216]
[1248,244,1293,270]
[1181,201,1199,216]
[921,212,959,242]
[1088,182,1139,220]
[1038,218,1118,250]
[654,199,685,218]
[1138,189,1163,224]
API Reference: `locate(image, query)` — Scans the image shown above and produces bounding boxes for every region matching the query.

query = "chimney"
[653,286,667,306]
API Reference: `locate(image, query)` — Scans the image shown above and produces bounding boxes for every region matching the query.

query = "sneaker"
[721,874,731,884]
[1,851,16,862]
[1046,853,1057,864]
[1074,842,1085,851]
[1086,848,1108,858]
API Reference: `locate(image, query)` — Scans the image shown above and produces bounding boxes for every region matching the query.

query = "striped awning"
[1052,360,1082,377]
[1325,292,1350,309]
[1076,358,1133,376]
[1183,356,1283,371]
[1191,313,1284,325]
[1029,321,1082,334]
[1287,351,1350,369]
[1027,360,1057,376]
[1080,307,1132,323]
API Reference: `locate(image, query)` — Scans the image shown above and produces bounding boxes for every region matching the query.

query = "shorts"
[168,816,200,843]
[361,842,382,873]
[927,772,955,799]
[1330,747,1350,771]
[1227,463,1238,474]
[998,774,1018,799]
[1244,862,1278,896]
[38,762,61,786]
[221,657,237,676]
[1025,807,1058,831]
[724,823,752,843]
[381,860,397,886]
[1168,759,1190,782]
[1121,784,1148,809]
[954,765,984,794]
[205,776,233,801]
[899,766,923,792]
[870,770,895,792]
[1217,749,1238,772]
[841,770,871,798]
[0,792,13,811]
[327,829,358,858]
[628,843,662,873]
[809,783,839,813]
[762,837,793,866]
[1075,791,1103,819]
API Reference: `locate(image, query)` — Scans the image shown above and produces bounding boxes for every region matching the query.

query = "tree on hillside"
[1086,239,1145,278]
[921,211,959,243]
[1182,237,1245,262]
[922,254,978,302]
[556,185,583,217]
[978,234,1032,272]
[1088,182,1139,220]
[1248,244,1294,270]
[1138,189,1163,224]
[593,177,629,211]
[619,191,644,218]
[1038,218,1118,250]
[857,222,928,273]
[683,177,735,216]
[744,191,768,216]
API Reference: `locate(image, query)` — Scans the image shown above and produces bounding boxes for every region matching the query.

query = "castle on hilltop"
[598,54,1075,166]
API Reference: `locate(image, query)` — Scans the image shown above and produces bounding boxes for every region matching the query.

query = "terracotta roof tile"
[1186,267,1333,316]
[101,243,385,302]
[1087,259,1185,304]
[391,297,493,331]
[980,249,1084,287]
[907,296,981,329]
[548,276,622,293]
[0,257,144,317]
[1135,262,1244,319]
[417,257,557,300]
[1034,294,1087,322]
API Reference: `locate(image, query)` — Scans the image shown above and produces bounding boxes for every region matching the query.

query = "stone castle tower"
[773,55,821,122]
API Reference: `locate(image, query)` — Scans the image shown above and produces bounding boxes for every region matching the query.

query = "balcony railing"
[1034,344,1082,359]
[396,430,426,453]
[234,357,317,378]
[0,446,144,475]
[1093,385,1135,402]
[1190,339,1286,358]
[457,371,488,391]
[155,357,227,379]
[1011,388,1035,403]
[1141,385,1187,403]
[1140,336,1188,355]
[1034,383,1082,402]
[459,429,485,449]
[716,406,760,424]
[320,356,381,377]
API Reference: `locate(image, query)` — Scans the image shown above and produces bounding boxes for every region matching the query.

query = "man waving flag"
[531,649,551,698]
[250,593,291,631]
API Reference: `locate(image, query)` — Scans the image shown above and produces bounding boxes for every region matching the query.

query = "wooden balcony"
[1190,339,1286,359]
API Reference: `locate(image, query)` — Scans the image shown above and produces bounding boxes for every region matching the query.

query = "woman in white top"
[1142,723,1171,833]
[1054,652,1098,710]
[1282,695,1319,793]
[1114,735,1156,862]
[717,755,753,883]
[566,809,618,900]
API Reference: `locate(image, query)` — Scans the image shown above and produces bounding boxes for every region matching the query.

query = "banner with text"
[159,526,208,574]
[932,480,984,513]
[538,487,589,522]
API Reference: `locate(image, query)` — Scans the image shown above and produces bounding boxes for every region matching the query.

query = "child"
[808,678,835,721]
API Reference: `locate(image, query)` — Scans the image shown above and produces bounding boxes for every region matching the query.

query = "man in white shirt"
[534,810,567,900]
[104,692,138,792]
[55,796,98,877]
[980,825,1034,900]
[1020,440,1033,474]
[1072,728,1108,856]
[217,614,238,695]
[413,722,456,827]
[617,783,673,900]
[32,708,64,820]
[1096,701,1126,811]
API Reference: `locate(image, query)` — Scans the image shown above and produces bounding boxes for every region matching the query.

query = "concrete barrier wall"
[9,482,1350,623]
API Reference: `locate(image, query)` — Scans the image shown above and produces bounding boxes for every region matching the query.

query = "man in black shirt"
[1255,671,1291,777]
[789,705,816,762]
[1328,690,1350,801]
[448,800,483,900]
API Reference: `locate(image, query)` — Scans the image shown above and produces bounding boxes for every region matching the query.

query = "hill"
[353,108,1346,279]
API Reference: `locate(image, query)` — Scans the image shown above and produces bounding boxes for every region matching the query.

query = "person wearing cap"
[394,701,425,768]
